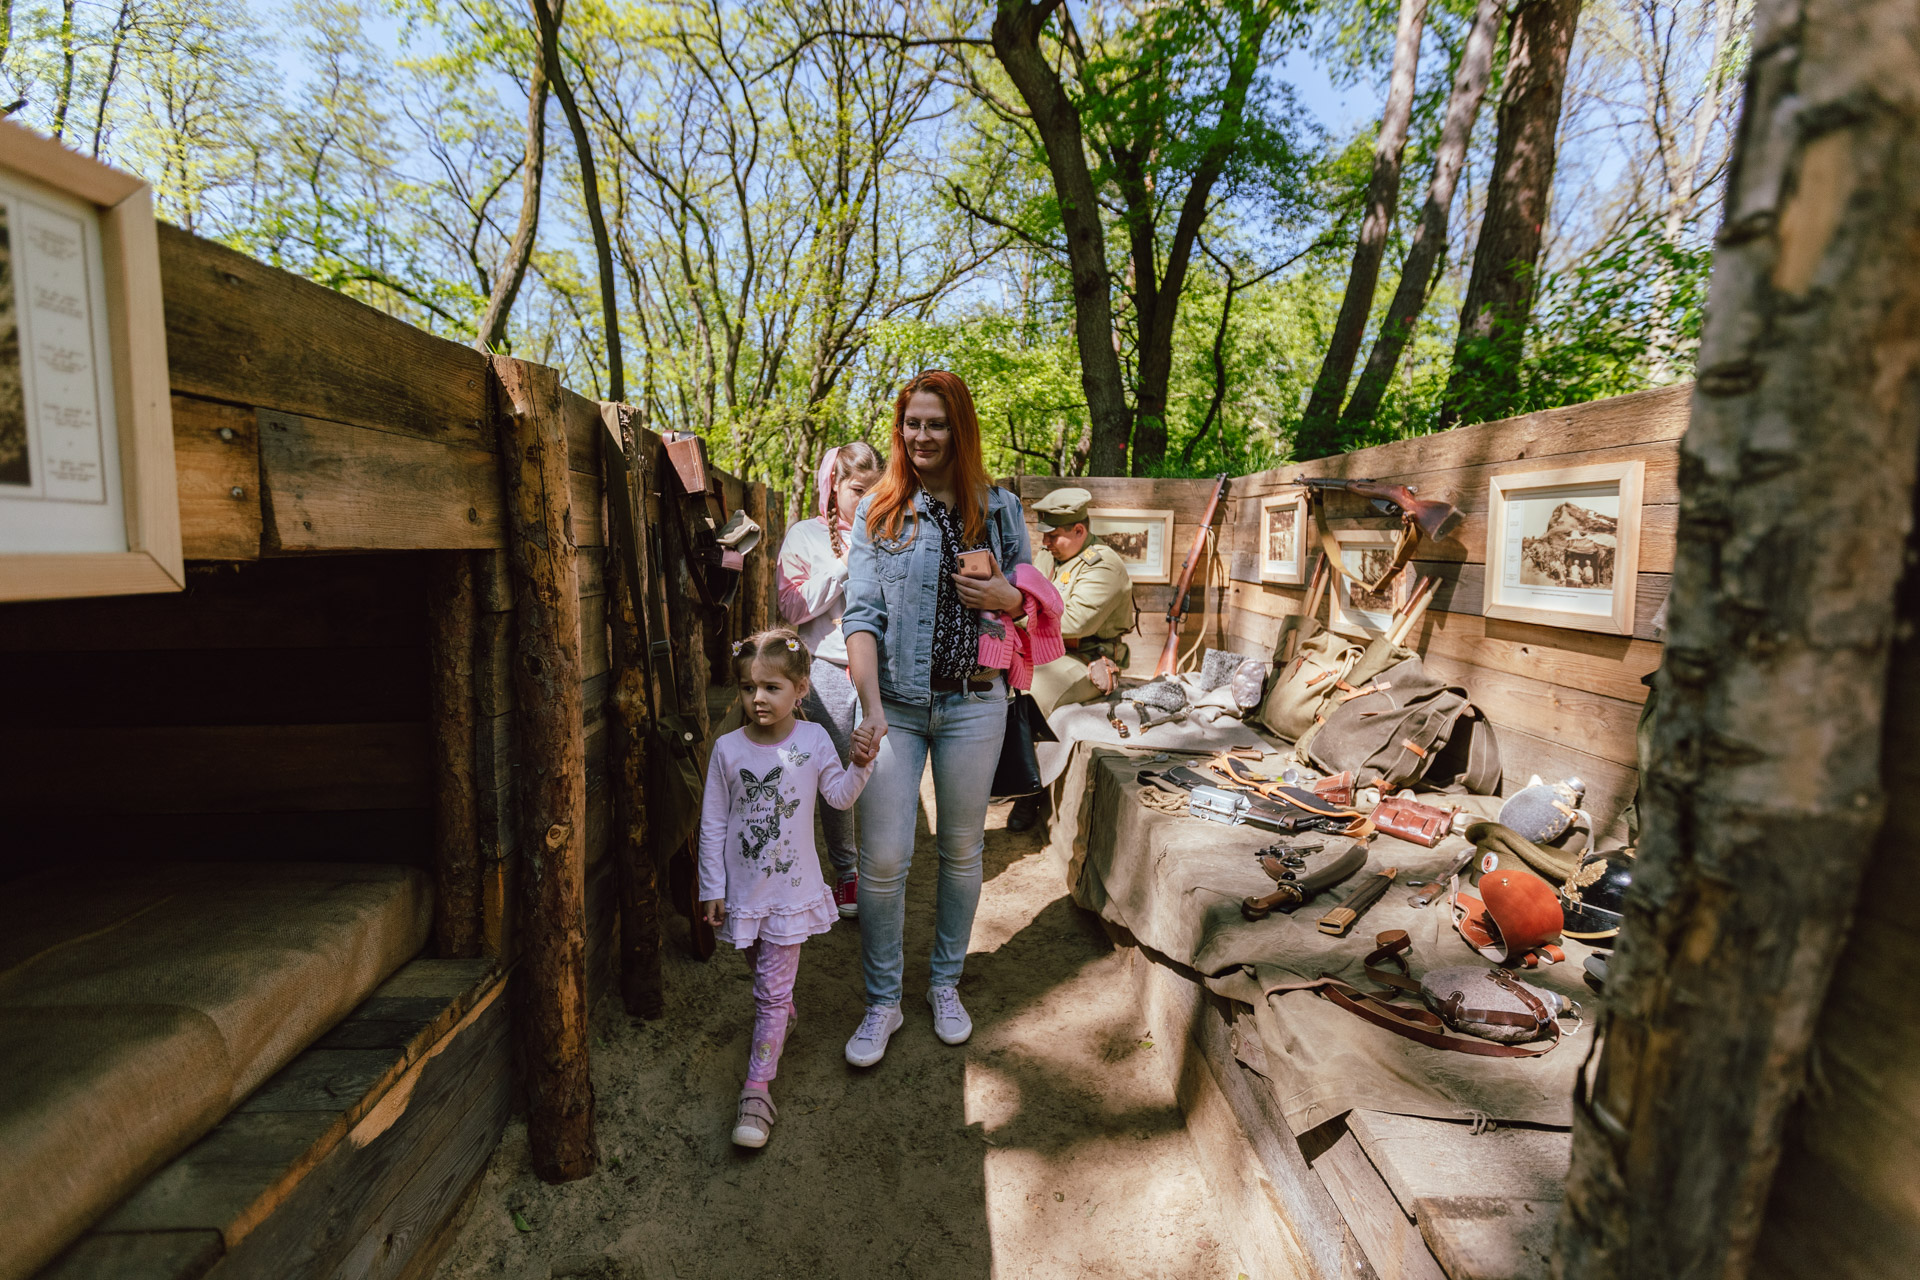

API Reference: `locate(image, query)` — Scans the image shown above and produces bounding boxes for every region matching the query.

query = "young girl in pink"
[698,627,877,1148]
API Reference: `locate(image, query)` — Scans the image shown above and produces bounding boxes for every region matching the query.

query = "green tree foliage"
[0,0,1743,490]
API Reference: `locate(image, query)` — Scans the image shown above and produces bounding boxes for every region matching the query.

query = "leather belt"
[931,675,996,693]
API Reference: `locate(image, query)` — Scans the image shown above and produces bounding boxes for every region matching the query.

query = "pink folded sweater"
[977,563,1064,691]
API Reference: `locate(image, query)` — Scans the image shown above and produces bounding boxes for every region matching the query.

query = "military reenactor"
[1009,487,1136,831]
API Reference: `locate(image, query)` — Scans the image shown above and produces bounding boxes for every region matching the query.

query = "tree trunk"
[427,551,483,959]
[1439,0,1581,431]
[1554,2,1920,1274]
[531,0,623,402]
[1126,5,1275,476]
[476,21,549,354]
[600,406,664,1020]
[492,355,596,1184]
[1341,0,1503,434]
[991,0,1133,476]
[1293,0,1427,461]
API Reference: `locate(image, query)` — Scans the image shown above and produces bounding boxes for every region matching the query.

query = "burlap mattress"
[0,861,431,1280]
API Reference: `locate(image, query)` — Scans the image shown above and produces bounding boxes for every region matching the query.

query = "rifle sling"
[1313,493,1420,594]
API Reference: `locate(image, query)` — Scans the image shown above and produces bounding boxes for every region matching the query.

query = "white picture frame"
[0,121,180,602]
[1485,460,1644,635]
[1258,490,1308,585]
[1328,527,1409,638]
[1089,506,1175,584]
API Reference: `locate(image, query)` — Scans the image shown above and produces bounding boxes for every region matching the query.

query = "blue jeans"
[856,678,1007,1006]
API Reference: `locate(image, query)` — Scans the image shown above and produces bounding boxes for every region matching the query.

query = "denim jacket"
[841,485,1033,705]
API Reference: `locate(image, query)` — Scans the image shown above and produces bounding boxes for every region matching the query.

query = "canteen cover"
[1420,966,1565,1044]
[1498,777,1586,844]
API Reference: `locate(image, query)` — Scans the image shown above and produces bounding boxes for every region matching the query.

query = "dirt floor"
[433,775,1246,1280]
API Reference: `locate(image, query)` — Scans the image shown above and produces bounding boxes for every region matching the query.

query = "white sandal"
[732,1092,777,1148]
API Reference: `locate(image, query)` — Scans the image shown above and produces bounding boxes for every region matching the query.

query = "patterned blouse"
[925,495,984,681]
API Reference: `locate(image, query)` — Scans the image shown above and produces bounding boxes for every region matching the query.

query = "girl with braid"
[775,442,884,917]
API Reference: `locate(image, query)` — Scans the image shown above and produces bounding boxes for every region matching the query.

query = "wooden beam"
[173,395,261,560]
[258,411,503,552]
[745,480,771,636]
[490,356,596,1183]
[158,225,491,451]
[600,404,665,1019]
[427,552,483,959]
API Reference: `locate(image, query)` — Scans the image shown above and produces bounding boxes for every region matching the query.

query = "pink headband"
[816,446,842,524]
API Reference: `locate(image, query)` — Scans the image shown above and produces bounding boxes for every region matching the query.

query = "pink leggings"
[742,940,803,1087]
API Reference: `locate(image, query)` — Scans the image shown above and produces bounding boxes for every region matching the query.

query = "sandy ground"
[433,776,1245,1280]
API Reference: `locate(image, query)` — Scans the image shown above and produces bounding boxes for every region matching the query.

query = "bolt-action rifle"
[1153,473,1231,679]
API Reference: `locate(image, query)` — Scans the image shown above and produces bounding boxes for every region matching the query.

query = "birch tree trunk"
[1555,1,1920,1274]
[1439,0,1582,430]
[1294,0,1426,460]
[1340,0,1502,433]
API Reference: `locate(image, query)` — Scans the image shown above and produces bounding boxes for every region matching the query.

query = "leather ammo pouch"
[1371,795,1454,846]
[1270,931,1564,1058]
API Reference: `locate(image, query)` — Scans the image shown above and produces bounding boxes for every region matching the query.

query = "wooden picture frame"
[1484,459,1643,635]
[1089,507,1175,584]
[1328,527,1409,638]
[1258,490,1308,585]
[0,121,180,602]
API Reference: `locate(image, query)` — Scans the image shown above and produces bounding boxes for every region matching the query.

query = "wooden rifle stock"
[1300,477,1463,542]
[1154,473,1231,678]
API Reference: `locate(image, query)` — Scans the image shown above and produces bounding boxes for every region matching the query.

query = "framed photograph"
[0,121,180,602]
[1089,507,1175,584]
[1258,490,1308,585]
[1485,460,1644,635]
[1329,528,1410,638]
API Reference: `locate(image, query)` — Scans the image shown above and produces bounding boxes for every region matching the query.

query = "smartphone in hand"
[957,548,995,579]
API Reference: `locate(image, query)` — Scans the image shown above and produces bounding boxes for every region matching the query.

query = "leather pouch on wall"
[1371,795,1454,847]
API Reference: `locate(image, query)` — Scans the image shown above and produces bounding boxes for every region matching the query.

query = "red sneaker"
[833,875,859,919]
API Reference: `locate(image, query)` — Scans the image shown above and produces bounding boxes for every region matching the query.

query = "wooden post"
[1556,5,1920,1274]
[600,403,665,1019]
[491,355,596,1183]
[745,480,771,635]
[660,480,712,742]
[427,550,482,958]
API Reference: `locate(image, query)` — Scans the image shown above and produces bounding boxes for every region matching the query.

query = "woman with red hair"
[839,370,1031,1067]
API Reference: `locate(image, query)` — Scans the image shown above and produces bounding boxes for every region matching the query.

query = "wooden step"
[37,958,509,1280]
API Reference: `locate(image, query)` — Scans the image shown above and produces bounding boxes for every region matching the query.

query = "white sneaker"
[927,985,973,1045]
[844,1004,904,1067]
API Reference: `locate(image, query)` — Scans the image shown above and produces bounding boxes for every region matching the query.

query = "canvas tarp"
[1068,750,1597,1132]
[0,861,431,1280]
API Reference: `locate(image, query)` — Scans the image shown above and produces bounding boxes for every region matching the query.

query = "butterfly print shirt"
[696,720,873,947]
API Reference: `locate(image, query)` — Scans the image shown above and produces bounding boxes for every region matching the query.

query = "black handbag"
[990,691,1058,801]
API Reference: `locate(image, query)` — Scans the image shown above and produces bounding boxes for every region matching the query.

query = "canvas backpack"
[1306,654,1501,793]
[1260,625,1363,744]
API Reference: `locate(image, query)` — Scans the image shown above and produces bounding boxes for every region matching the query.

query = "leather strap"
[1268,931,1561,1058]
[1314,493,1420,593]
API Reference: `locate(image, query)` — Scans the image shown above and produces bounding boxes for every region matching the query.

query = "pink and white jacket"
[776,449,858,664]
[977,563,1064,691]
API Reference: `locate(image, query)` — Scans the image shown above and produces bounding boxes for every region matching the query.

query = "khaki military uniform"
[1030,536,1135,715]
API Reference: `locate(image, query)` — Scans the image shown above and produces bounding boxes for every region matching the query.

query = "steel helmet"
[1561,852,1633,944]
[1454,866,1565,967]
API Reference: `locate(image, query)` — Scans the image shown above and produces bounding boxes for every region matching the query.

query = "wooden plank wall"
[1014,476,1230,674]
[1220,383,1688,828]
[5,226,787,1011]
[0,556,435,882]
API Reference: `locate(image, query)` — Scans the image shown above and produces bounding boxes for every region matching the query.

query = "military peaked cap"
[1033,487,1093,528]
